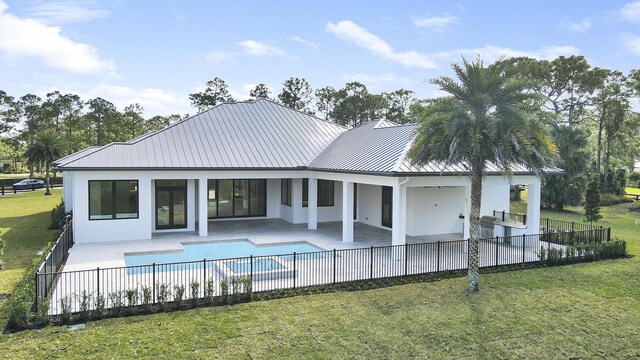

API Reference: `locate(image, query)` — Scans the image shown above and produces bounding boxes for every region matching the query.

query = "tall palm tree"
[410,58,557,292]
[23,130,64,195]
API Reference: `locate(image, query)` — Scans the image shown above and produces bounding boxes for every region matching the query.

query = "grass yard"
[0,190,62,325]
[0,173,30,180]
[0,190,638,358]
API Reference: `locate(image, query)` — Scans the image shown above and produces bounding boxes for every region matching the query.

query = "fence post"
[152,263,156,304]
[333,249,336,284]
[404,244,408,276]
[96,267,100,301]
[495,236,499,267]
[522,234,526,263]
[607,227,611,241]
[436,241,440,272]
[249,255,253,282]
[293,252,296,289]
[546,218,549,232]
[34,270,39,313]
[523,214,527,226]
[203,258,207,287]
[369,246,374,279]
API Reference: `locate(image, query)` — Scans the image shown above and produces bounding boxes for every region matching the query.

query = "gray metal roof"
[55,99,346,170]
[309,120,416,173]
[55,100,550,176]
[52,146,103,167]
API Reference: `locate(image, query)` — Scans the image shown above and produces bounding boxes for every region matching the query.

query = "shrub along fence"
[35,217,74,309]
[25,221,626,327]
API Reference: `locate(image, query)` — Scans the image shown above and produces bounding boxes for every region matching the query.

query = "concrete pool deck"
[63,219,463,272]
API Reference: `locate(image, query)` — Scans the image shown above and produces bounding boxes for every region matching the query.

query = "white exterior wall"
[71,172,153,243]
[405,186,466,236]
[64,168,541,244]
[63,171,74,212]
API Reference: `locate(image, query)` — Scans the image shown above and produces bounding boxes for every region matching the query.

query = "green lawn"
[0,191,638,358]
[0,173,30,180]
[0,189,62,325]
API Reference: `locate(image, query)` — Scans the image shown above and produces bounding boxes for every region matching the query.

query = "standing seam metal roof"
[55,99,546,175]
[55,99,346,169]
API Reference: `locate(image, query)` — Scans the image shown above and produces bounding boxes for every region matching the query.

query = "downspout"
[399,177,410,239]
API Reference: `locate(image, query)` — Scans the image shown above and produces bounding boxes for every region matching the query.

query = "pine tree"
[584,174,603,224]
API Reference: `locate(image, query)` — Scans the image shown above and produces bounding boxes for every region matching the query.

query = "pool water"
[224,258,284,273]
[124,240,324,267]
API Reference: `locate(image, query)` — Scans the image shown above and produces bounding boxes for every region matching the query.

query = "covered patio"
[203,219,463,248]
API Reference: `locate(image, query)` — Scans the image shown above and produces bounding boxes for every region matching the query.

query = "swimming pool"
[124,240,325,268]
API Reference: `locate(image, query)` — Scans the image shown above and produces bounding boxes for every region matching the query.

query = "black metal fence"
[493,210,526,225]
[35,223,612,315]
[541,217,609,235]
[35,218,73,311]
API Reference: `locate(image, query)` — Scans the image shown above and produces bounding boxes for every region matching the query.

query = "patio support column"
[342,181,354,242]
[391,183,406,245]
[526,179,541,235]
[463,185,471,239]
[308,178,318,230]
[198,178,208,236]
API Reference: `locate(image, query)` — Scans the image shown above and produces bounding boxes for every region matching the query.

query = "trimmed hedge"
[539,238,627,265]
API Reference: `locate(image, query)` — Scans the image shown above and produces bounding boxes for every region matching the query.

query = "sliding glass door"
[207,179,266,219]
[156,180,187,229]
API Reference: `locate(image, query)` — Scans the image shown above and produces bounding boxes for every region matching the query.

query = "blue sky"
[1,0,639,116]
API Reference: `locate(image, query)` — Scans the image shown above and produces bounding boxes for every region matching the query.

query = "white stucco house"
[53,99,542,246]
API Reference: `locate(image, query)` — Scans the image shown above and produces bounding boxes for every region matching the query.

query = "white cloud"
[568,19,592,32]
[343,73,399,84]
[290,36,319,49]
[0,0,114,74]
[26,0,111,25]
[326,20,577,69]
[203,50,234,63]
[620,1,640,21]
[623,33,640,55]
[434,45,581,63]
[326,20,438,69]
[228,83,257,101]
[237,40,287,57]
[411,14,459,30]
[87,84,189,114]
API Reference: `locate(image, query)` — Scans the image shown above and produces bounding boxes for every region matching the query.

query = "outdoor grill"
[480,215,498,238]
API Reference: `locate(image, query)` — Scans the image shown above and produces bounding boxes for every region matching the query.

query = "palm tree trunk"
[468,167,483,293]
[44,163,51,195]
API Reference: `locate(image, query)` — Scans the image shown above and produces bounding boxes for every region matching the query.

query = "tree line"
[188,77,423,127]
[0,55,638,209]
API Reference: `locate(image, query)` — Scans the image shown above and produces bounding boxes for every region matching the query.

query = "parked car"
[12,178,45,191]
